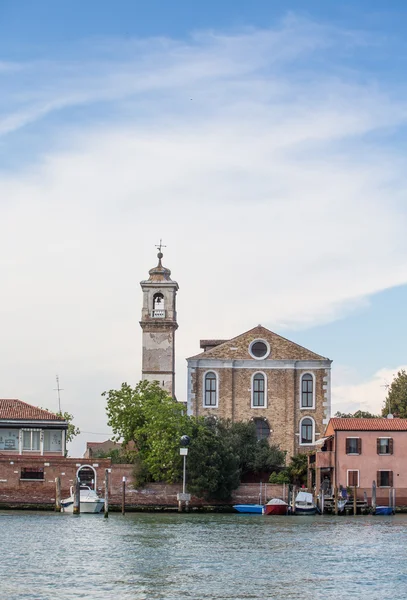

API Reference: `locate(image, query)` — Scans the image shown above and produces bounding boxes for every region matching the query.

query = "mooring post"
[372,480,376,513]
[122,476,126,516]
[104,469,109,519]
[73,477,80,515]
[320,488,324,515]
[353,486,357,516]
[291,486,296,514]
[392,488,396,512]
[334,486,338,516]
[55,477,61,512]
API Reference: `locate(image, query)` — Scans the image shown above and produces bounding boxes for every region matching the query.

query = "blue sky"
[1,1,407,454]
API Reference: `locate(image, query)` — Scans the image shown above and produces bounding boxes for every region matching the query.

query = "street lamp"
[177,435,191,511]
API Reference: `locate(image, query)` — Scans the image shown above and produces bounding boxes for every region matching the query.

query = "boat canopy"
[295,491,313,503]
[266,498,288,505]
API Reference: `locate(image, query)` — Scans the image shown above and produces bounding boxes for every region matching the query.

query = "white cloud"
[0,18,407,456]
[332,365,407,416]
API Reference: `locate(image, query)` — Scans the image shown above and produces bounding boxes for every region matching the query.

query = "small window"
[254,419,270,440]
[204,372,217,407]
[252,373,265,407]
[249,340,270,359]
[22,430,40,451]
[300,418,313,444]
[377,471,393,487]
[346,438,361,455]
[347,470,359,487]
[20,467,44,481]
[301,374,314,408]
[377,438,393,455]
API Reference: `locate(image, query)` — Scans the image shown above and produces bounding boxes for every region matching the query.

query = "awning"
[314,435,333,446]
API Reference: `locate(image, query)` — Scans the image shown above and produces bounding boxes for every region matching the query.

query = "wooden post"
[104,469,109,519]
[372,481,376,513]
[291,485,296,514]
[121,476,126,516]
[73,477,80,515]
[178,500,182,512]
[55,477,61,512]
[389,488,392,510]
[392,488,396,512]
[353,485,357,516]
[334,486,338,516]
[320,488,324,515]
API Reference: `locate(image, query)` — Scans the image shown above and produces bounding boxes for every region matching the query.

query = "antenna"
[381,380,391,415]
[54,375,64,414]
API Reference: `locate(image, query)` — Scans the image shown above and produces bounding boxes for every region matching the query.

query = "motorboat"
[263,498,289,515]
[233,504,264,514]
[294,491,317,515]
[61,485,104,514]
[374,506,394,516]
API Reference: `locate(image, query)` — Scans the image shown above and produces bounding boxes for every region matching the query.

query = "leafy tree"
[381,370,407,418]
[286,454,308,486]
[334,410,379,418]
[187,418,241,501]
[103,381,191,485]
[227,420,285,475]
[56,411,80,444]
[269,471,290,484]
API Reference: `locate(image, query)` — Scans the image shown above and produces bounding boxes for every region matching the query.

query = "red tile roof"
[0,399,65,421]
[328,417,407,432]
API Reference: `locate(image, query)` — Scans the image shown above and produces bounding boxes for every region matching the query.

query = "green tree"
[227,420,285,475]
[334,410,379,418]
[382,370,407,418]
[187,418,241,501]
[56,411,80,444]
[286,454,309,486]
[103,381,191,485]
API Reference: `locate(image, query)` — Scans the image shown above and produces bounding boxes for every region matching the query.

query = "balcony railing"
[151,309,165,318]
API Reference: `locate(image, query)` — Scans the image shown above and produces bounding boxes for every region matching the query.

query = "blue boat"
[233,504,264,514]
[375,506,394,516]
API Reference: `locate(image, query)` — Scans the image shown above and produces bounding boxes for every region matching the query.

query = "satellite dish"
[387,413,394,419]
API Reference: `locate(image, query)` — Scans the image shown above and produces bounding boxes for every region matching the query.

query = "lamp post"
[177,435,191,512]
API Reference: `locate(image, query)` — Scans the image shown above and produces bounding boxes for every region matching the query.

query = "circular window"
[249,339,270,359]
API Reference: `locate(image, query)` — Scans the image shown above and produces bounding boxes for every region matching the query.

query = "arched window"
[300,418,314,445]
[301,373,314,408]
[252,373,266,407]
[204,372,217,407]
[77,465,97,489]
[152,292,165,317]
[254,418,270,440]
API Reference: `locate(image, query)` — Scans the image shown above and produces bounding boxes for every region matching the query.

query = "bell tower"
[140,244,179,397]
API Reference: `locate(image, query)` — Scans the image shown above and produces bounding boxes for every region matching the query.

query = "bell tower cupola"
[140,243,179,397]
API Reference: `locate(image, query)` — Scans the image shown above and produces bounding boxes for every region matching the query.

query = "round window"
[249,340,270,359]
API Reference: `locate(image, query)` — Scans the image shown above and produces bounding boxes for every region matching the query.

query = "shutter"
[389,438,394,455]
[357,438,362,454]
[346,438,350,454]
[389,471,393,487]
[377,439,381,454]
[377,471,380,487]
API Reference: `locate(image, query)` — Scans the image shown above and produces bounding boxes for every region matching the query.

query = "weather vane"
[155,239,167,253]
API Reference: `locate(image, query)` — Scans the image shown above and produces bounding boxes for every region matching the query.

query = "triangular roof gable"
[187,325,328,361]
[0,399,66,422]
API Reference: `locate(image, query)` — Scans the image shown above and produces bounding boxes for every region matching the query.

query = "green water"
[1,511,406,599]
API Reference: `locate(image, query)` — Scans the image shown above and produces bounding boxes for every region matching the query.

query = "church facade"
[186,326,332,457]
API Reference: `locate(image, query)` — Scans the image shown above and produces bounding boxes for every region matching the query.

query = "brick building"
[187,325,332,457]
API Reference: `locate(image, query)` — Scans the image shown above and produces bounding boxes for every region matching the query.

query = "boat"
[294,491,317,515]
[374,506,394,516]
[263,498,289,515]
[337,498,347,513]
[233,504,264,514]
[61,485,105,514]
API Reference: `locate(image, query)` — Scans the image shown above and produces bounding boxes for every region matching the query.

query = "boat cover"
[295,491,313,503]
[266,498,288,505]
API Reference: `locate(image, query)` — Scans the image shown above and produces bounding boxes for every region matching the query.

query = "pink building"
[310,417,407,505]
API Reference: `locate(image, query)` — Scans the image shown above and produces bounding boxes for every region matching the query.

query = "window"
[300,418,314,444]
[22,429,40,451]
[20,467,44,481]
[301,374,314,408]
[252,373,266,407]
[204,372,217,407]
[254,419,270,440]
[249,339,270,359]
[377,438,393,455]
[152,293,165,317]
[44,430,63,452]
[377,471,393,487]
[347,470,359,487]
[346,438,361,455]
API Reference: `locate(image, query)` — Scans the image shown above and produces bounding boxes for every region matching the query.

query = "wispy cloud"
[0,16,407,455]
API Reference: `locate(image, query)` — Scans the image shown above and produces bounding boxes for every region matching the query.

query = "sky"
[1,1,407,456]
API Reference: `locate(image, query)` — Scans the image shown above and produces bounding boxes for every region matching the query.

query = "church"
[140,249,332,457]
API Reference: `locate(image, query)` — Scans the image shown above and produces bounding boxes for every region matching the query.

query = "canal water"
[1,511,406,599]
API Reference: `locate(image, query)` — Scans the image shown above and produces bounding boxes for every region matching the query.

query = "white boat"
[61,485,104,514]
[295,491,317,515]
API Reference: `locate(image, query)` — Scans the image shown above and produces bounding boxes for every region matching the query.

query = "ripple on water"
[1,512,407,599]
